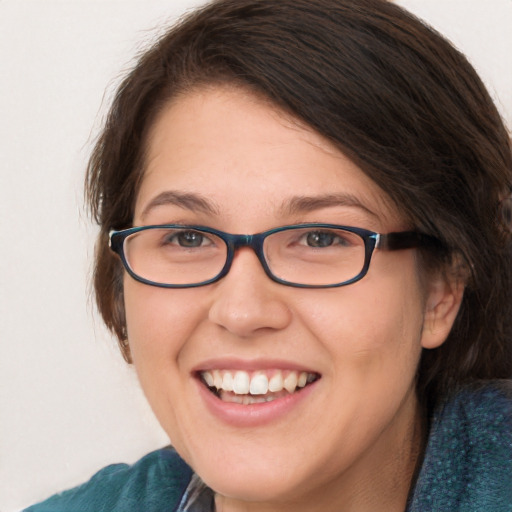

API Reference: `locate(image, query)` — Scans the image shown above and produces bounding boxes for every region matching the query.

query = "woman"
[26,0,511,510]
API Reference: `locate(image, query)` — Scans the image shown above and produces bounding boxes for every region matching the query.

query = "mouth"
[198,369,320,405]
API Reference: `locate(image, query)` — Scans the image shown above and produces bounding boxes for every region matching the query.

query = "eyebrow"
[140,190,377,221]
[282,193,378,218]
[140,191,219,219]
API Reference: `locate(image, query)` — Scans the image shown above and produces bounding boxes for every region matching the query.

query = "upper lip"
[192,357,320,374]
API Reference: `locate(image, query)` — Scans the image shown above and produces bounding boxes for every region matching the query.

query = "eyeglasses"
[109,223,440,289]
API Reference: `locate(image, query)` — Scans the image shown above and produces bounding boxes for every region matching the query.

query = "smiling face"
[123,86,457,511]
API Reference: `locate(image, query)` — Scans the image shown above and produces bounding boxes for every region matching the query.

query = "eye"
[302,230,348,248]
[164,230,211,248]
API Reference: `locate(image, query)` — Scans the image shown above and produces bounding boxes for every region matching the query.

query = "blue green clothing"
[25,381,512,512]
[406,381,512,511]
[24,449,195,512]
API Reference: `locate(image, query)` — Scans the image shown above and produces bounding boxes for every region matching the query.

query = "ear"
[420,269,465,350]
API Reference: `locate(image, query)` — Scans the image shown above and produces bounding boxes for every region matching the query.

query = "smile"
[199,369,320,405]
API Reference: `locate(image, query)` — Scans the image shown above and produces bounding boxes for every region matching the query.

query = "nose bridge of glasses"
[229,232,267,251]
[231,233,253,248]
[226,233,268,271]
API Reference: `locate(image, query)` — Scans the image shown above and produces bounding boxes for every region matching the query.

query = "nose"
[208,247,292,337]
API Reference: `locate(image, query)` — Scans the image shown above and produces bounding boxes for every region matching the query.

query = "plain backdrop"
[1,1,510,510]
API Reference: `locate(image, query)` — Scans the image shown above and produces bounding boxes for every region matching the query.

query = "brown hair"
[86,0,512,409]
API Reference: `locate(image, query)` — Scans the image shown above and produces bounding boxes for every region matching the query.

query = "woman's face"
[124,86,451,509]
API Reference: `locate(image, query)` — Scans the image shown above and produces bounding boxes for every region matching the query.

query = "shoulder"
[432,380,512,448]
[409,380,512,511]
[24,447,193,512]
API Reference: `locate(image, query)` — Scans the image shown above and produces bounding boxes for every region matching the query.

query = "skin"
[123,86,463,512]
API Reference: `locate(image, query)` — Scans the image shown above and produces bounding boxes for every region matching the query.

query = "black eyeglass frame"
[109,223,441,289]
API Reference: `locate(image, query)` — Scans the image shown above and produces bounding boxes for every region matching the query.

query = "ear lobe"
[420,273,465,350]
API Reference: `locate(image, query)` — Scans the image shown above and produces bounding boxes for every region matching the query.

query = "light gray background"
[1,1,510,511]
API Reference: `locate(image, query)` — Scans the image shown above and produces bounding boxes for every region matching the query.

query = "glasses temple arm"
[377,231,445,251]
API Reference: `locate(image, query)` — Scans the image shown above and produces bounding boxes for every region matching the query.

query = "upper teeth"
[200,369,316,395]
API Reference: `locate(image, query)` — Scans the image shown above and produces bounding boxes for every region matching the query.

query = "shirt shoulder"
[408,380,512,511]
[23,447,193,512]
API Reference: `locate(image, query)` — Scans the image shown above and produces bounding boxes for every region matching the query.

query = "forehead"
[136,86,403,230]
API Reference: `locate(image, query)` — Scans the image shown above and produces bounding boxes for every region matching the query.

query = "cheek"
[123,280,204,362]
[122,280,208,453]
[122,279,206,430]
[303,262,426,373]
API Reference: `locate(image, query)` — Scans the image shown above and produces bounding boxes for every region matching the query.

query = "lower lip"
[196,378,318,428]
